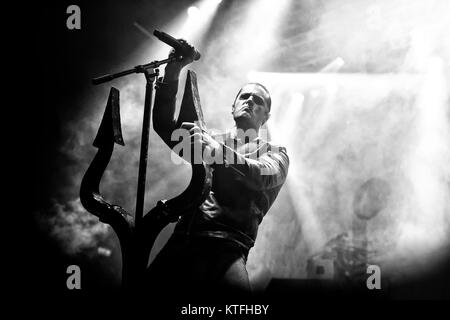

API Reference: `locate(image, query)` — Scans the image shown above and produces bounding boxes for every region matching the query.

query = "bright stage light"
[187,6,200,18]
[187,0,223,22]
[178,0,222,43]
[314,0,450,73]
[215,0,292,73]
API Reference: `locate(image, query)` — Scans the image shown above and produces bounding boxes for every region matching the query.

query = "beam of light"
[312,0,450,73]
[209,0,292,75]
[246,68,450,282]
[133,0,222,72]
[187,6,200,19]
[121,1,221,139]
[394,56,450,277]
[178,0,222,44]
[151,0,223,121]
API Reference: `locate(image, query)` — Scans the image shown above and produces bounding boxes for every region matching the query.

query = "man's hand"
[180,122,222,165]
[164,40,197,81]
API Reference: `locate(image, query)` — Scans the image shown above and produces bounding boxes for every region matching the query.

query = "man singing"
[146,41,289,299]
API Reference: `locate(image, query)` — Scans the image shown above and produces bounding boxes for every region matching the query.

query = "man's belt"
[173,228,255,255]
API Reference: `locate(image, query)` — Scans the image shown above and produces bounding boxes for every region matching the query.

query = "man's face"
[232,84,270,129]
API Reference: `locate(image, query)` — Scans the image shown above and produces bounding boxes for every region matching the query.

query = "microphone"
[153,30,201,61]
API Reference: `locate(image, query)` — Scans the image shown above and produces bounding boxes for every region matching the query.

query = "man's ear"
[231,104,235,113]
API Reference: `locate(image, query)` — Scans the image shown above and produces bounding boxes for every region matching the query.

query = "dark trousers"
[144,233,251,301]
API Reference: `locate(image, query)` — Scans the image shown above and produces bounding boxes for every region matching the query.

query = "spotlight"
[187,6,200,18]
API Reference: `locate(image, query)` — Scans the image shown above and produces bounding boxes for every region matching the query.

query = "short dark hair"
[233,82,271,112]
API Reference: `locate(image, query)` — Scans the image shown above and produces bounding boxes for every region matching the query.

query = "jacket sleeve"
[152,78,179,149]
[219,144,289,191]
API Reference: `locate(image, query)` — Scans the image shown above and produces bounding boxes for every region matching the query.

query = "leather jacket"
[153,78,289,253]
